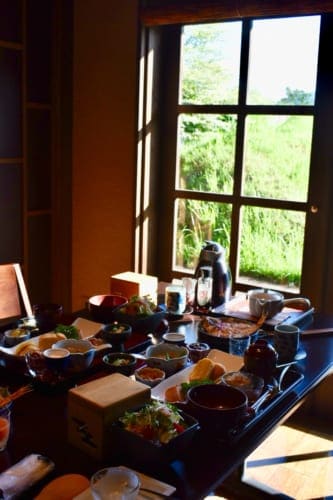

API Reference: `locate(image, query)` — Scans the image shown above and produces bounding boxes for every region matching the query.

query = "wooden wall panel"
[72,0,139,310]
[0,164,22,263]
[28,214,52,304]
[27,109,52,211]
[26,0,52,103]
[0,0,22,42]
[0,48,22,157]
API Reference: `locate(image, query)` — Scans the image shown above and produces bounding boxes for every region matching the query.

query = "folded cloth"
[0,454,55,499]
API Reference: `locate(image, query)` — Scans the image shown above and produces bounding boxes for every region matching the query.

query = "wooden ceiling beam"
[141,0,333,25]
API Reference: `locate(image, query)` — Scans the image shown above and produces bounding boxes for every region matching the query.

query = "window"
[137,13,333,310]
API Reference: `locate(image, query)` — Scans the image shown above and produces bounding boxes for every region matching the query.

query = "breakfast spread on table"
[0,272,314,499]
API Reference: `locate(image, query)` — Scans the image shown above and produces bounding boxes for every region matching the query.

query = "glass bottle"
[196,267,213,307]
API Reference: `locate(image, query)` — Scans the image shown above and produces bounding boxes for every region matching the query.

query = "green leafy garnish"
[55,324,80,339]
[180,379,214,397]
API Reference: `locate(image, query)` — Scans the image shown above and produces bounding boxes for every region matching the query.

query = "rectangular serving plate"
[151,349,244,401]
[0,318,101,356]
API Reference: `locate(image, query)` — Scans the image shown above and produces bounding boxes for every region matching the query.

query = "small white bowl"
[145,343,189,375]
[162,332,186,345]
[52,339,96,372]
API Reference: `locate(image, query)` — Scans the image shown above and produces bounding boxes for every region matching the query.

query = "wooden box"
[67,373,151,460]
[110,271,158,303]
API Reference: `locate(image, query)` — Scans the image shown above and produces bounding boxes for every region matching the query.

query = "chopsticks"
[301,327,333,335]
[0,385,33,408]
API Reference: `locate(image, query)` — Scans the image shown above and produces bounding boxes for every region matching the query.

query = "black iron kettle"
[194,240,232,308]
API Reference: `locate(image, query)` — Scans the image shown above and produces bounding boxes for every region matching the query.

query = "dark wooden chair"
[0,263,32,325]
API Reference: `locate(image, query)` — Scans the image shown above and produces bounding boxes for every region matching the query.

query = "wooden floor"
[211,418,333,500]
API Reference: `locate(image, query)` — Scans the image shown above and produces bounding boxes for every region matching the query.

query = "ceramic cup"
[274,324,300,363]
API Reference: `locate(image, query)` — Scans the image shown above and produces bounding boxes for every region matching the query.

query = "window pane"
[180,22,241,105]
[247,16,320,105]
[242,115,313,202]
[238,206,305,291]
[177,114,236,194]
[174,199,232,271]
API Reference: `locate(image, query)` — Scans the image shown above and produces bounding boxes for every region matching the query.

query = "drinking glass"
[181,277,197,307]
[90,467,140,500]
[0,406,11,451]
[32,303,63,333]
[229,332,251,357]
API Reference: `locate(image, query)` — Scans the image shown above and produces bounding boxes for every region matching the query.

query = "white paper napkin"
[72,317,104,339]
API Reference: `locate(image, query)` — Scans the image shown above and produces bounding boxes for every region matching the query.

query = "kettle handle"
[281,297,311,311]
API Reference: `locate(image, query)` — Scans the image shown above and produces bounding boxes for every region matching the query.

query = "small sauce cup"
[162,332,186,345]
[43,348,71,371]
[187,342,210,363]
[0,406,11,451]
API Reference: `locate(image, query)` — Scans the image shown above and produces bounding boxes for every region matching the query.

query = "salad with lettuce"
[119,401,187,444]
[118,295,158,317]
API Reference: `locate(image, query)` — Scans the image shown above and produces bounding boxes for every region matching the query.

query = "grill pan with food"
[198,316,259,351]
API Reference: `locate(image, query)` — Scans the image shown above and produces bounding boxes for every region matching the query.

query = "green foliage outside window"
[176,23,314,288]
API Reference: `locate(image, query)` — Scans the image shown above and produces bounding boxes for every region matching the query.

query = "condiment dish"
[222,370,264,402]
[162,332,186,345]
[101,322,132,351]
[4,328,31,347]
[143,343,189,376]
[102,352,137,376]
[134,366,166,387]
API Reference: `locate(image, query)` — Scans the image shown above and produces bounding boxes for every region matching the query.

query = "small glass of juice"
[0,406,11,451]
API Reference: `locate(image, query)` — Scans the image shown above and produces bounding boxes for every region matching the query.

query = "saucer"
[277,345,307,365]
[294,346,307,361]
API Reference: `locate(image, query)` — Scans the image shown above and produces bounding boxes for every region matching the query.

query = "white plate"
[0,318,107,359]
[71,317,104,339]
[151,349,244,401]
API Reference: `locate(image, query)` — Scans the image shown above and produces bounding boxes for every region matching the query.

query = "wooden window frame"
[137,11,333,312]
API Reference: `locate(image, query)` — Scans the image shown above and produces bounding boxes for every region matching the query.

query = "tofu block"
[67,373,151,459]
[110,271,158,303]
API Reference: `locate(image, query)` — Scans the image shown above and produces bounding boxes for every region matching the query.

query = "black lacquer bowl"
[111,406,199,465]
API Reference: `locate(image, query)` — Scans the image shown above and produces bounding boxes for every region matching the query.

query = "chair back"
[0,263,32,323]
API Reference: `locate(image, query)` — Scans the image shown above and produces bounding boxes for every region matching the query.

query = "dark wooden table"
[0,311,332,499]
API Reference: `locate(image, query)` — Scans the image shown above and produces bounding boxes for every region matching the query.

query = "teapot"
[248,288,311,319]
[244,339,278,381]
